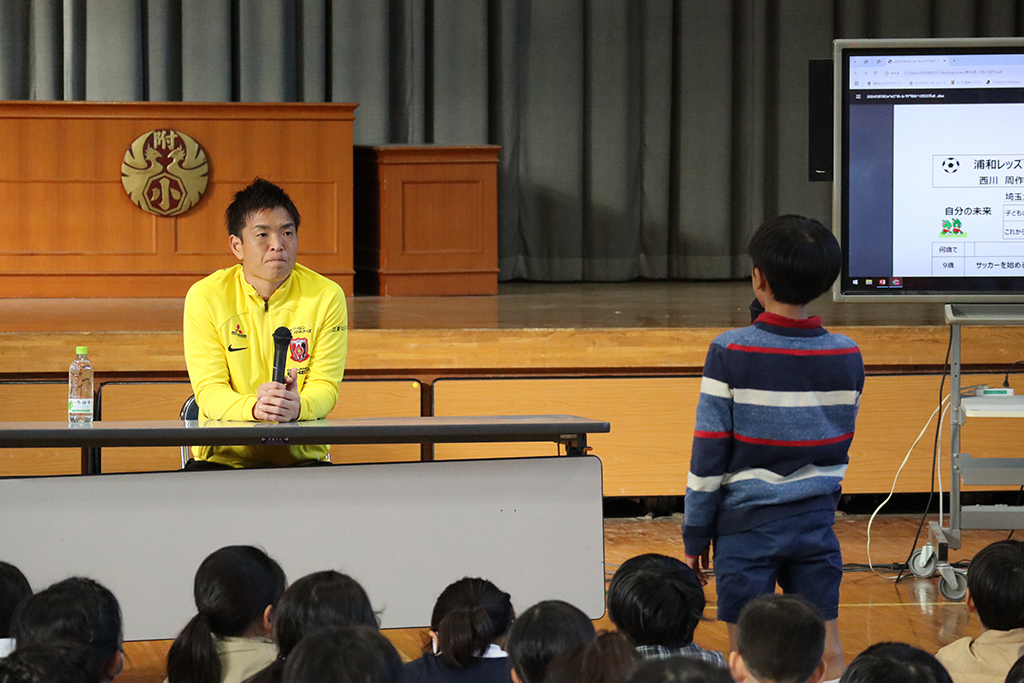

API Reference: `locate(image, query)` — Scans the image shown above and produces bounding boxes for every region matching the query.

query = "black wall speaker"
[808,58,833,182]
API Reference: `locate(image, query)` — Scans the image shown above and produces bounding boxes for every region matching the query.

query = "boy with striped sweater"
[683,215,863,682]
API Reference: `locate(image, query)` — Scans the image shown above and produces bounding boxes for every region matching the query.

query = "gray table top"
[0,414,611,448]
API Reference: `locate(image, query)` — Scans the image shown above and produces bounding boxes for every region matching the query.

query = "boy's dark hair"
[12,577,122,683]
[0,643,97,683]
[281,625,402,683]
[736,594,825,683]
[430,577,514,668]
[506,600,595,683]
[542,630,641,683]
[839,642,952,683]
[167,545,286,683]
[748,214,840,306]
[966,539,1024,631]
[625,657,732,683]
[0,561,31,638]
[608,553,704,648]
[248,570,378,683]
[226,178,300,238]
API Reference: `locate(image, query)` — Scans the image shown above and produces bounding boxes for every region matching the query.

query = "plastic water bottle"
[68,346,94,424]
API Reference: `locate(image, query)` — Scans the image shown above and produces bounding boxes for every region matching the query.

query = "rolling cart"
[909,304,1024,600]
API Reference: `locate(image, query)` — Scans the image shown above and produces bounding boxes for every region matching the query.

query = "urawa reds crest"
[121,130,209,217]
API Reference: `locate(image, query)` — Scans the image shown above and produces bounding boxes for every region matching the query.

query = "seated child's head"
[1006,654,1024,683]
[607,554,704,649]
[12,577,123,683]
[731,594,825,683]
[625,657,733,683]
[281,625,402,683]
[0,562,31,640]
[429,577,514,668]
[967,539,1024,631]
[542,631,641,683]
[0,643,96,683]
[748,215,841,306]
[167,545,286,683]
[506,600,596,683]
[839,642,952,683]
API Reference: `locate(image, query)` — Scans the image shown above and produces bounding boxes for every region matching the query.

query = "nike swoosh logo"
[227,345,248,352]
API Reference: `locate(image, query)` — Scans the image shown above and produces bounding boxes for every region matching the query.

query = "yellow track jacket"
[183,263,348,467]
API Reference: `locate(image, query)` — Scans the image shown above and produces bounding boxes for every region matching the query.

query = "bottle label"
[69,398,93,415]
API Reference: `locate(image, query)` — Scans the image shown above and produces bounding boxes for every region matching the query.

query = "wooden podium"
[353,145,500,296]
[0,102,356,298]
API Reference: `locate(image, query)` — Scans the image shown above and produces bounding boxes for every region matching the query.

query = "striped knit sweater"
[682,312,864,557]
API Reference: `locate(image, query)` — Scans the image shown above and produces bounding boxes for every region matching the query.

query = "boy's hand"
[684,548,710,585]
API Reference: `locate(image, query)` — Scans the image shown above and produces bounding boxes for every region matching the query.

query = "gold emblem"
[121,130,209,216]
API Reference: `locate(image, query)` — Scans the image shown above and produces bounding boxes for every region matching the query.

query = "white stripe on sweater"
[732,388,860,407]
[700,377,732,399]
[722,463,848,486]
[686,472,724,492]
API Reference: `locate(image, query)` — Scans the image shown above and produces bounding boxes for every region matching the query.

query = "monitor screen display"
[833,37,1024,302]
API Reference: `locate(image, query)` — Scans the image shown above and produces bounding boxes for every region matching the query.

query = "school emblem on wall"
[121,130,209,217]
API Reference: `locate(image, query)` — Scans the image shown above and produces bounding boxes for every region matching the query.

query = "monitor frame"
[832,36,1024,303]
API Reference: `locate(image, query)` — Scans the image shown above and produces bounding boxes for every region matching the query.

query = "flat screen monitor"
[833,37,1024,302]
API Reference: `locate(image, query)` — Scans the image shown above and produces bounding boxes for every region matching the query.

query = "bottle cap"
[76,346,88,355]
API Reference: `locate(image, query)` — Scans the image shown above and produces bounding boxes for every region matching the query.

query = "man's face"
[229,207,298,292]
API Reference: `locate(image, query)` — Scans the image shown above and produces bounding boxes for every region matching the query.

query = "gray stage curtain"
[0,0,1022,281]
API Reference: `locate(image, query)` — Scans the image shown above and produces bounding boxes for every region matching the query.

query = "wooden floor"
[116,513,1002,682]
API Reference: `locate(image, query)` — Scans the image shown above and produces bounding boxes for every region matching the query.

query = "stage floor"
[116,512,997,682]
[0,280,949,334]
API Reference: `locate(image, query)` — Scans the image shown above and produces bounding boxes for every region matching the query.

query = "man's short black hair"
[967,539,1024,631]
[842,642,952,683]
[736,594,825,683]
[225,178,301,239]
[608,554,704,648]
[748,214,840,306]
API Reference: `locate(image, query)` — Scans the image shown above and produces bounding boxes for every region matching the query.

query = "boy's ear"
[511,668,523,683]
[751,267,770,300]
[808,660,827,683]
[729,652,754,683]
[262,604,273,634]
[966,589,976,614]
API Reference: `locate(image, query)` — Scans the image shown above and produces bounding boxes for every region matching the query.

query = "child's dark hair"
[542,630,640,683]
[748,214,841,305]
[839,642,952,683]
[12,577,122,683]
[226,178,301,238]
[0,643,97,683]
[967,539,1024,631]
[430,577,514,668]
[0,561,31,638]
[736,594,825,683]
[166,546,286,683]
[506,600,595,683]
[625,657,733,683]
[248,570,378,683]
[281,625,402,683]
[607,553,704,648]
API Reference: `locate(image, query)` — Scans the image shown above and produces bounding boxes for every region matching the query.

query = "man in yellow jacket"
[182,178,348,468]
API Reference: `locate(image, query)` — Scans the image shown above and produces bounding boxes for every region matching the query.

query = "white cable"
[865,394,951,579]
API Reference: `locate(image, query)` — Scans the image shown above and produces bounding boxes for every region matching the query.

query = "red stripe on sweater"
[735,432,854,447]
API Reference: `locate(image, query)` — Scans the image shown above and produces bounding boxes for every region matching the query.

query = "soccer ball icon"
[941,157,960,173]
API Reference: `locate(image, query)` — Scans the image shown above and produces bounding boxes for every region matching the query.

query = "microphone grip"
[272,326,292,384]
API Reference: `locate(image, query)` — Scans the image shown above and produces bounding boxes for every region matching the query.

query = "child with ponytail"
[166,546,286,683]
[404,577,515,683]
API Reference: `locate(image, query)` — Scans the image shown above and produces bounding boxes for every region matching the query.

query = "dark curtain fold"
[1,0,1023,281]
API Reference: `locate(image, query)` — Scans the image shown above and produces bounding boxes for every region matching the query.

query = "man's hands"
[684,547,711,586]
[252,368,300,422]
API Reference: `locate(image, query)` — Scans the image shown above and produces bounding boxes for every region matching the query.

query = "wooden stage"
[2,281,1023,496]
[114,513,1004,683]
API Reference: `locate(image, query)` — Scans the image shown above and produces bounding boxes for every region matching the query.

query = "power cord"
[894,327,953,585]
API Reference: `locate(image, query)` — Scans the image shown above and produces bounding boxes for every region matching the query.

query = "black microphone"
[272,326,292,384]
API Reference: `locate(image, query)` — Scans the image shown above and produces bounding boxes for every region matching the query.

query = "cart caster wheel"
[909,548,938,578]
[939,570,968,602]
